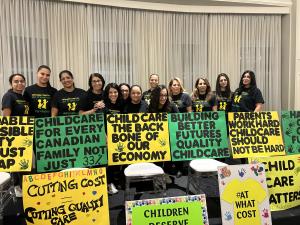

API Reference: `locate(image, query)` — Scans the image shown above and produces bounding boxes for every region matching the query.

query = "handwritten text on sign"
[107,113,171,165]
[0,116,34,171]
[169,112,229,161]
[228,111,285,158]
[35,114,107,172]
[23,168,110,225]
[250,155,300,211]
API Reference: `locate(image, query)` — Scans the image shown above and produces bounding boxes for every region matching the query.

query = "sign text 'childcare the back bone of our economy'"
[107,113,171,165]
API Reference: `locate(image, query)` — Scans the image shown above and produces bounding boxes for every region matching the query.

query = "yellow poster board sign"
[106,113,171,165]
[23,168,110,225]
[218,164,272,225]
[228,111,285,158]
[0,116,34,171]
[250,155,300,211]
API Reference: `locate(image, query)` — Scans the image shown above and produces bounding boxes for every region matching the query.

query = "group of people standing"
[1,66,264,194]
[2,67,264,118]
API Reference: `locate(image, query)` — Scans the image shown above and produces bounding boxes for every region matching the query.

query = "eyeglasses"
[121,89,129,92]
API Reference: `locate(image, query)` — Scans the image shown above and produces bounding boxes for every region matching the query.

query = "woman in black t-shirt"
[102,83,124,194]
[214,73,233,113]
[148,85,179,113]
[51,70,86,116]
[2,73,29,116]
[142,73,159,105]
[123,85,148,113]
[231,70,264,112]
[191,77,216,112]
[168,77,192,113]
[168,77,192,177]
[1,73,29,197]
[119,83,131,104]
[102,83,124,114]
[80,73,106,114]
[23,65,57,118]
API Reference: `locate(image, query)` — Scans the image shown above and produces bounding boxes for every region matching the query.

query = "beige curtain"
[208,14,281,110]
[0,0,281,111]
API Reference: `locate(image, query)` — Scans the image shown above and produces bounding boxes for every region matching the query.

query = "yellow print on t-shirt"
[195,103,203,112]
[219,101,227,110]
[67,102,77,111]
[37,99,48,109]
[234,95,242,103]
[221,178,267,225]
[24,105,29,115]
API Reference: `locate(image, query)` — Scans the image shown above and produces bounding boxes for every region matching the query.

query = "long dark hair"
[191,77,212,101]
[88,73,105,91]
[103,83,122,104]
[237,70,257,94]
[215,73,231,98]
[130,85,143,103]
[59,70,75,87]
[119,83,130,91]
[148,85,172,113]
[37,65,52,87]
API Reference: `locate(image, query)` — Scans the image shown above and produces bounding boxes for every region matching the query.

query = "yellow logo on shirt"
[234,95,242,103]
[24,105,29,115]
[195,104,203,112]
[67,102,77,111]
[37,99,48,109]
[219,102,227,110]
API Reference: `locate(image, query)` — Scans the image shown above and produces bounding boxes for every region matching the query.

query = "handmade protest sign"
[125,195,209,225]
[281,111,300,155]
[228,111,285,158]
[218,164,272,225]
[249,155,300,211]
[169,111,229,161]
[23,167,109,225]
[107,113,171,165]
[0,116,34,171]
[35,114,107,172]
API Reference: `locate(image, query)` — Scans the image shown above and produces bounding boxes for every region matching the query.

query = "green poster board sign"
[35,114,107,172]
[168,111,229,161]
[281,111,300,155]
[126,195,208,225]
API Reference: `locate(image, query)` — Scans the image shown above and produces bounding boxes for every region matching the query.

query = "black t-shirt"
[192,94,216,112]
[231,87,264,112]
[158,103,179,113]
[51,88,86,116]
[171,93,192,113]
[148,102,179,113]
[215,91,233,112]
[101,100,124,115]
[23,84,57,117]
[142,89,152,105]
[82,89,104,111]
[124,100,148,113]
[2,89,29,116]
